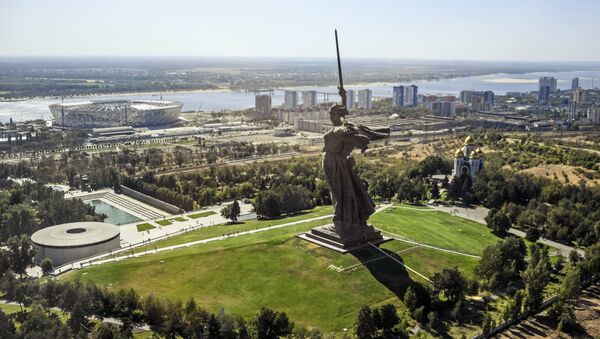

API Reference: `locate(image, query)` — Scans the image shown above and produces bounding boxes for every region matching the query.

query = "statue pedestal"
[297,224,390,254]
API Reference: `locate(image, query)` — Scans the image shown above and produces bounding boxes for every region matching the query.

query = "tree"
[481,312,495,336]
[251,308,293,339]
[561,267,582,303]
[568,250,581,264]
[485,208,511,235]
[90,322,127,339]
[502,290,524,321]
[220,200,241,223]
[41,258,54,276]
[378,304,401,338]
[522,245,551,312]
[431,266,467,303]
[475,238,527,289]
[403,286,418,312]
[0,309,15,338]
[525,227,541,243]
[430,183,440,200]
[253,191,281,218]
[6,234,36,278]
[427,311,438,329]
[17,305,71,338]
[355,306,376,339]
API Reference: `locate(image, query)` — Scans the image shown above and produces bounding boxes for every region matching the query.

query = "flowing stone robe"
[322,122,389,240]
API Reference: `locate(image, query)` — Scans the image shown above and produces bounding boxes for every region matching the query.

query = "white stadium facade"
[49,100,183,128]
[31,222,121,267]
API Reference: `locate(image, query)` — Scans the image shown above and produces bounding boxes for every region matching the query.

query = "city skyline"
[1,0,600,61]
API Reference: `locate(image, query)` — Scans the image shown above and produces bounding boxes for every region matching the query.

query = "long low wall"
[120,185,180,214]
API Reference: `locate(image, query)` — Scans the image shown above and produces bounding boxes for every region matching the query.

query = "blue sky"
[1,0,599,61]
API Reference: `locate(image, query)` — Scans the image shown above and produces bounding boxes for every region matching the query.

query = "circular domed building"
[31,222,121,267]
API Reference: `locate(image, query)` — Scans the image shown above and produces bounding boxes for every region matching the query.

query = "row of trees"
[0,276,301,339]
[253,184,314,218]
[121,176,193,211]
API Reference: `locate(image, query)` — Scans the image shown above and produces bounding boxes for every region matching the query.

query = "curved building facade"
[31,222,121,267]
[49,100,182,128]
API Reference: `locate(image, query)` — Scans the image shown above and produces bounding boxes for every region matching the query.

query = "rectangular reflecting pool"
[86,199,141,225]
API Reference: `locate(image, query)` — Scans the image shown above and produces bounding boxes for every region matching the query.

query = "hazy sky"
[1,0,599,61]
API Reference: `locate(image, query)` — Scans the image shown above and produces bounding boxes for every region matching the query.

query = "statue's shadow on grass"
[349,246,414,298]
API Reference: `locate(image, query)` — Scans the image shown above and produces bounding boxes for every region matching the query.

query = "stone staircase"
[103,192,164,220]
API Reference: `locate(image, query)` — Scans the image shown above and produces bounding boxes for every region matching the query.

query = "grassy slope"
[370,206,500,255]
[134,206,333,252]
[65,205,491,333]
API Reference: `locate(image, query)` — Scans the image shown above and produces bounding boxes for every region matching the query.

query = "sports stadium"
[49,100,183,128]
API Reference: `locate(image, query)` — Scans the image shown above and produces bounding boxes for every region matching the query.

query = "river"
[1,69,600,123]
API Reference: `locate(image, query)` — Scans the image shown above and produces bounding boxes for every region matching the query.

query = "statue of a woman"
[322,102,389,243]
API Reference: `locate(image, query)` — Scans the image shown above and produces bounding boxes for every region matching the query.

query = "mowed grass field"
[370,206,501,255]
[134,205,333,252]
[64,205,491,333]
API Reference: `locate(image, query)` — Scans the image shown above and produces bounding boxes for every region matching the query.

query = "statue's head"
[329,104,348,125]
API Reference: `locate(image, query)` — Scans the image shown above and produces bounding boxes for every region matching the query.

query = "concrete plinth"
[297,224,390,253]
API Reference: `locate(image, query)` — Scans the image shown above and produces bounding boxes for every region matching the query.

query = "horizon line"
[1,55,600,64]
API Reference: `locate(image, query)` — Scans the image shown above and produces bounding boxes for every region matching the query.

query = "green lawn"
[136,223,156,232]
[370,206,501,255]
[64,205,484,334]
[156,220,173,226]
[171,217,187,222]
[134,206,333,252]
[188,211,217,219]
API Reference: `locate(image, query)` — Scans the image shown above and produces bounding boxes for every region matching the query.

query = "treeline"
[469,164,600,246]
[146,155,446,211]
[0,128,87,153]
[0,181,103,243]
[144,158,329,208]
[121,177,194,211]
[0,277,302,339]
[253,184,314,218]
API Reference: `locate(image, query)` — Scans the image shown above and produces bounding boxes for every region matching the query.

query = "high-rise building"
[346,90,355,109]
[392,86,404,107]
[427,101,455,116]
[539,77,557,93]
[357,89,372,110]
[460,90,494,110]
[588,107,600,124]
[572,77,580,91]
[573,88,586,104]
[302,91,317,109]
[284,91,298,110]
[483,91,495,106]
[404,85,418,106]
[538,86,550,104]
[255,95,272,120]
